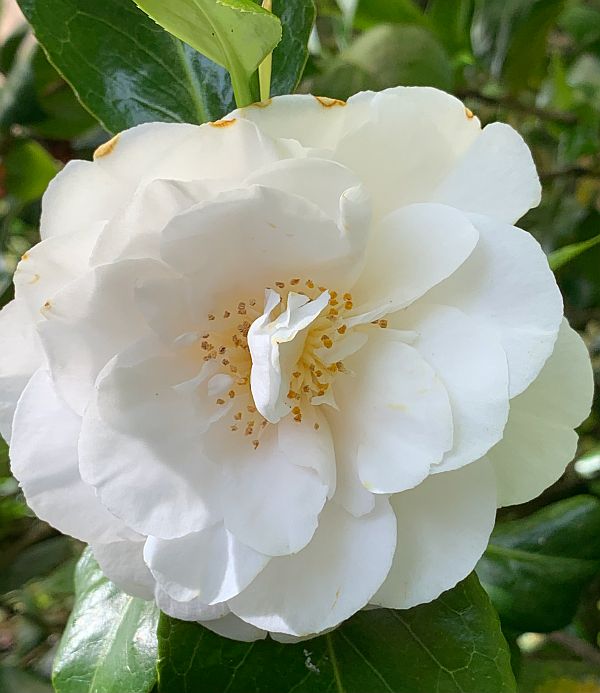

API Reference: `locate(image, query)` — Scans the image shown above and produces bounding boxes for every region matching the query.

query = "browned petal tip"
[314,96,346,108]
[20,252,29,261]
[250,98,272,108]
[465,107,475,119]
[93,133,121,160]
[209,118,237,128]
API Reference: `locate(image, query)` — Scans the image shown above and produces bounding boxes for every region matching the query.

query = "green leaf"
[312,24,453,101]
[270,0,315,97]
[354,0,426,29]
[477,496,600,634]
[549,233,600,271]
[16,0,237,133]
[157,573,515,693]
[131,0,282,107]
[0,536,72,593]
[425,0,474,56]
[53,548,159,693]
[4,140,59,204]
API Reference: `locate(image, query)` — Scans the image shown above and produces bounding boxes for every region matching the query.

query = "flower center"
[196,277,386,448]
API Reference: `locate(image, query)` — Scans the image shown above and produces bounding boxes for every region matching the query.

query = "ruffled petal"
[425,214,563,397]
[390,303,509,472]
[144,524,269,604]
[10,369,132,544]
[78,337,223,539]
[330,332,453,494]
[91,538,155,599]
[372,459,496,609]
[490,320,593,507]
[352,203,478,313]
[229,497,396,636]
[0,301,43,441]
[431,122,541,223]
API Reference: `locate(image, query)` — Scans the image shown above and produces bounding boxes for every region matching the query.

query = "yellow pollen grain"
[292,371,301,379]
[275,281,285,289]
[208,314,215,321]
[321,335,333,348]
[93,133,120,160]
[223,310,231,318]
[228,390,236,399]
[290,278,300,285]
[306,279,315,289]
[252,440,260,450]
[247,404,257,413]
[230,425,238,431]
[465,107,474,119]
[237,302,246,315]
[344,300,353,310]
[314,423,320,430]
[216,398,225,405]
[337,325,347,335]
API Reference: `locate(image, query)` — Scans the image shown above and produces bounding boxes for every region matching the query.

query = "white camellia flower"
[0,87,594,641]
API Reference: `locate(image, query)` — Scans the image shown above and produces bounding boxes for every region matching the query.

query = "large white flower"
[0,87,593,641]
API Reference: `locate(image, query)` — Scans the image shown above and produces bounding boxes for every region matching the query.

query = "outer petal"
[330,332,453,494]
[372,459,496,609]
[233,94,351,150]
[390,303,509,472]
[79,337,223,539]
[91,538,155,600]
[490,320,593,507]
[0,301,43,441]
[352,203,479,313]
[144,524,270,604]
[425,214,563,397]
[155,589,228,622]
[334,87,482,218]
[40,120,282,240]
[431,122,541,224]
[229,497,396,636]
[37,258,172,414]
[201,613,267,642]
[10,369,132,544]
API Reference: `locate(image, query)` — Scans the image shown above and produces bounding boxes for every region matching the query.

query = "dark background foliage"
[1,0,600,691]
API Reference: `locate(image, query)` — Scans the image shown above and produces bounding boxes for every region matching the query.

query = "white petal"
[41,119,282,240]
[91,538,155,599]
[144,524,269,604]
[10,369,132,543]
[156,588,229,622]
[37,258,171,414]
[213,422,329,556]
[390,303,509,472]
[79,338,223,539]
[490,320,593,507]
[431,122,541,223]
[425,214,563,397]
[372,459,496,609]
[248,289,330,423]
[277,408,336,497]
[331,332,453,494]
[334,87,482,218]
[229,497,396,636]
[0,301,43,441]
[160,185,365,299]
[201,613,267,642]
[13,224,101,318]
[352,203,478,313]
[233,94,351,150]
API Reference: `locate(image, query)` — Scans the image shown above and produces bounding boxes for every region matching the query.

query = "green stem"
[229,65,254,108]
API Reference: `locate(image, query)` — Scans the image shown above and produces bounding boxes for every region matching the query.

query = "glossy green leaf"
[549,233,600,271]
[157,573,515,693]
[477,496,600,634]
[312,24,452,101]
[53,548,159,693]
[4,140,59,204]
[131,0,281,107]
[270,0,315,97]
[16,0,237,133]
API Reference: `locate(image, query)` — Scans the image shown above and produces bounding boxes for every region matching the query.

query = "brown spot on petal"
[315,96,346,108]
[209,118,237,128]
[250,98,272,108]
[94,133,120,160]
[465,107,475,119]
[20,252,29,261]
